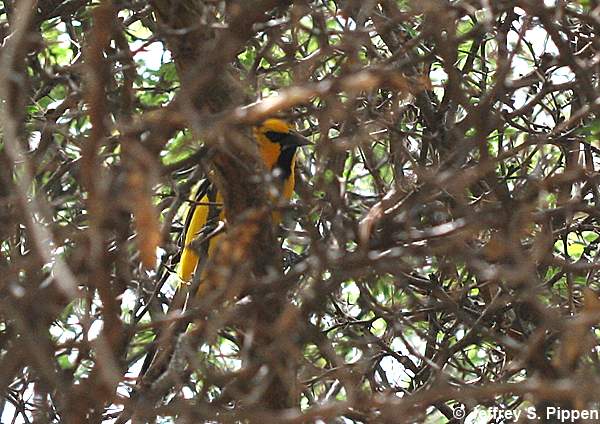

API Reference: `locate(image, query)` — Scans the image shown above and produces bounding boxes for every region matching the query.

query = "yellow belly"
[178,172,295,284]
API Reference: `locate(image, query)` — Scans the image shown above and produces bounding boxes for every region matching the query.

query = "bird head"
[253,118,311,177]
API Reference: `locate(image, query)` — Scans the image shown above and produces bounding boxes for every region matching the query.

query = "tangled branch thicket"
[2,0,600,422]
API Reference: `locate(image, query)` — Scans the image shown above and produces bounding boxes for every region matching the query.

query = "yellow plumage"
[178,119,308,283]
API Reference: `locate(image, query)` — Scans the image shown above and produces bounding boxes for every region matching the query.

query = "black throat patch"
[274,145,297,180]
[265,131,298,180]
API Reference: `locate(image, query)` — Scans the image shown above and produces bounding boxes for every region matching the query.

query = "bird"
[178,118,310,284]
[135,119,309,392]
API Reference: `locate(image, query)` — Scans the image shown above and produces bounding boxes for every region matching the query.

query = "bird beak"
[289,131,312,147]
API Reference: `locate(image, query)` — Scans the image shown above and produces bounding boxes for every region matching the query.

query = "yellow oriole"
[178,118,309,283]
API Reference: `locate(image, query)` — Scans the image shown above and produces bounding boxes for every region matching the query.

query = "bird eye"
[264,131,288,143]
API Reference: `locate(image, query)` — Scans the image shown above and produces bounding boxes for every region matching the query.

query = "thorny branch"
[2,1,600,423]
